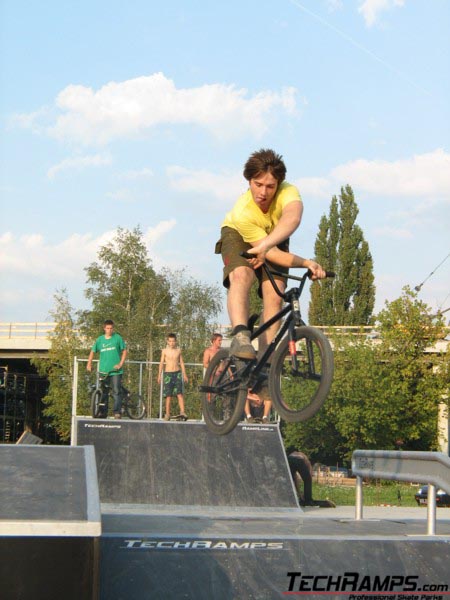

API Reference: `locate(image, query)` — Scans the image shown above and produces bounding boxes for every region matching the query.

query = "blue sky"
[1,0,449,324]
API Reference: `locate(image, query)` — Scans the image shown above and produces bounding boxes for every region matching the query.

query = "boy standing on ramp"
[158,333,188,421]
[86,319,127,419]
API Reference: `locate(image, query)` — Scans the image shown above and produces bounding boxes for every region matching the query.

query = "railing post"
[427,483,436,536]
[355,475,363,520]
[71,356,79,446]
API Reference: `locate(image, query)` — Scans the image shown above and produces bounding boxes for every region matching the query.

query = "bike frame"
[235,265,311,390]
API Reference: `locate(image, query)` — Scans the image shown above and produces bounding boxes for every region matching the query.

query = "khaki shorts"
[216,227,289,297]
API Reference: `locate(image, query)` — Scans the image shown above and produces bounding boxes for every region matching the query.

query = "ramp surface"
[75,418,299,509]
[0,445,101,600]
[99,505,450,600]
[0,444,101,535]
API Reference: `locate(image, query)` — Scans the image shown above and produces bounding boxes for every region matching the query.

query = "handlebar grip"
[307,269,336,279]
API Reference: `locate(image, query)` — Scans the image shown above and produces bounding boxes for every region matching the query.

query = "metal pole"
[355,476,363,520]
[159,374,164,419]
[427,483,436,535]
[71,356,78,446]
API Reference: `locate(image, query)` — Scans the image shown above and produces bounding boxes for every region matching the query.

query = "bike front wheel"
[125,393,146,420]
[202,349,247,435]
[269,326,334,422]
[91,389,104,418]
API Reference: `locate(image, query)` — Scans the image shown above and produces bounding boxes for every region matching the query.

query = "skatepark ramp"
[74,418,299,509]
[2,424,450,598]
[0,444,101,600]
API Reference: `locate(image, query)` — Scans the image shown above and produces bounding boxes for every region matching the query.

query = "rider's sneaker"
[246,415,255,423]
[114,413,121,419]
[180,414,188,421]
[262,416,270,425]
[230,330,256,360]
[164,413,170,421]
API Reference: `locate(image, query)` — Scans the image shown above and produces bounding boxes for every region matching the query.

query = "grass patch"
[311,480,420,507]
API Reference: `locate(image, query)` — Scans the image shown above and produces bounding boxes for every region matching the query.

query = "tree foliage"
[286,287,448,465]
[32,290,86,441]
[309,185,375,326]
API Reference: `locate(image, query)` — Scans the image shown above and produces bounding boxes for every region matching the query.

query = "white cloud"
[47,154,112,179]
[330,149,450,197]
[0,224,176,280]
[166,166,245,203]
[358,0,405,28]
[0,231,116,279]
[167,149,450,211]
[16,73,298,145]
[143,220,177,246]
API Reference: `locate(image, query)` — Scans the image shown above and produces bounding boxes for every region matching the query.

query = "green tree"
[165,270,222,362]
[80,227,156,351]
[309,185,375,326]
[32,290,86,441]
[285,288,448,465]
[80,227,223,419]
[374,286,447,451]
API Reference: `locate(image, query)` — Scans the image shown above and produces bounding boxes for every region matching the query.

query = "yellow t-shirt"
[221,182,301,243]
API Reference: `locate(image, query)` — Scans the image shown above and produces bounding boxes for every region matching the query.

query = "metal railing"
[352,450,450,535]
[70,356,205,443]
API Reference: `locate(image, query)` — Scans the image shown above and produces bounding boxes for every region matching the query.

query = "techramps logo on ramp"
[285,571,449,598]
[121,539,284,550]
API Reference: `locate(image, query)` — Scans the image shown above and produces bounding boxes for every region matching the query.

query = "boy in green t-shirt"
[87,320,127,418]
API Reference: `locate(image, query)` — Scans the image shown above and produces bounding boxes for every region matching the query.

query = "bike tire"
[91,389,103,419]
[125,393,146,420]
[269,326,333,422]
[202,349,247,435]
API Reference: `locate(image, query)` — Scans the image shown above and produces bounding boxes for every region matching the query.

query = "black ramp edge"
[76,418,299,508]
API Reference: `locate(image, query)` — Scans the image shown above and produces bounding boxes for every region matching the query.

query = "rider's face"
[249,171,278,214]
[213,337,222,349]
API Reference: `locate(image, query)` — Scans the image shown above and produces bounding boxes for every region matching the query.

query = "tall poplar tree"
[309,185,375,325]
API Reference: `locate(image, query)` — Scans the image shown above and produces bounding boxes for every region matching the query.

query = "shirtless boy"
[202,333,223,372]
[158,333,188,420]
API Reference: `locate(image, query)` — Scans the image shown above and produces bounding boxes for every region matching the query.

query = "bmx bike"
[200,255,334,435]
[90,373,146,420]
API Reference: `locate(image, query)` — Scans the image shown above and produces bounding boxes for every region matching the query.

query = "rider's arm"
[251,246,325,280]
[202,349,210,369]
[247,201,303,263]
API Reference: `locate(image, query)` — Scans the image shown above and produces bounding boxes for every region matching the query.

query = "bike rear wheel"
[269,326,333,422]
[91,389,104,418]
[202,349,247,435]
[125,393,146,420]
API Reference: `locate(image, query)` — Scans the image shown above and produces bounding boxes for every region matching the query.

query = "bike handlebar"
[239,251,335,280]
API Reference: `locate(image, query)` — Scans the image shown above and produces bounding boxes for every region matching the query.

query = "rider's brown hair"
[243,148,287,184]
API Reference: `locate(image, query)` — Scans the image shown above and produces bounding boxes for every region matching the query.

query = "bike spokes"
[269,326,333,422]
[201,350,247,435]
